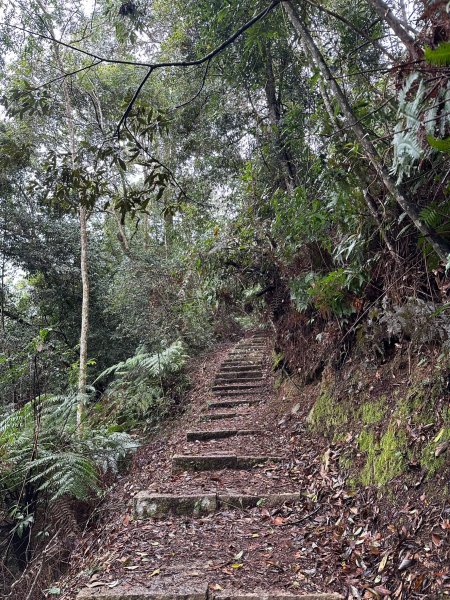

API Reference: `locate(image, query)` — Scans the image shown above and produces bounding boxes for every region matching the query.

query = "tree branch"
[7,1,282,135]
[302,0,397,62]
[116,1,281,134]
[367,0,420,59]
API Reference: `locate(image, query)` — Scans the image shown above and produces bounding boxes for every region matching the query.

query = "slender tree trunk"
[264,46,296,192]
[143,213,149,251]
[77,206,89,429]
[164,210,174,252]
[283,0,450,262]
[363,190,400,261]
[318,80,399,259]
[35,0,90,427]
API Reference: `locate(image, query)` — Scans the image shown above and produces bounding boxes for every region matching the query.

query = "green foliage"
[424,42,450,66]
[0,392,138,542]
[271,187,330,258]
[307,269,360,319]
[391,74,425,183]
[95,340,188,383]
[94,341,189,428]
[427,136,450,153]
[289,272,318,312]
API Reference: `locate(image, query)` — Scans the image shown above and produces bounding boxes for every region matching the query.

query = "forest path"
[69,332,344,600]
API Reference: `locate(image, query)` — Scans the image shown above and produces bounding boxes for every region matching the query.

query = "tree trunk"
[35,0,90,427]
[164,209,174,251]
[77,206,89,429]
[283,0,450,262]
[367,0,419,59]
[264,46,296,193]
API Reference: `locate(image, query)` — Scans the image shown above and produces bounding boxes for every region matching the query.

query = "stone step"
[212,383,262,392]
[213,377,263,385]
[134,491,301,518]
[172,454,283,472]
[219,366,263,373]
[77,585,342,600]
[228,356,264,359]
[215,593,343,600]
[225,356,263,362]
[226,350,263,355]
[225,353,263,357]
[214,373,263,380]
[208,398,260,409]
[220,362,263,368]
[214,389,260,397]
[76,580,210,600]
[199,412,239,421]
[186,429,260,441]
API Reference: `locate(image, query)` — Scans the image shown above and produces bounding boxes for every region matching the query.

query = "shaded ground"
[57,335,450,599]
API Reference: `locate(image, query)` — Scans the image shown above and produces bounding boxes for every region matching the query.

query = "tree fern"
[93,341,189,428]
[27,452,100,501]
[0,391,139,513]
[94,340,188,383]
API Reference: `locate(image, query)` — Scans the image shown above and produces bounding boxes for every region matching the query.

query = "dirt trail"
[60,332,339,599]
[59,332,449,600]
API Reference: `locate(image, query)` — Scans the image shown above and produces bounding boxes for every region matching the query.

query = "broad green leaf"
[427,135,450,153]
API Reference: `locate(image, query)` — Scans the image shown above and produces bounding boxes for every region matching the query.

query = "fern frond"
[95,341,188,383]
[28,452,100,501]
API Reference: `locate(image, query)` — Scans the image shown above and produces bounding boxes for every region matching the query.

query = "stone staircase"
[76,331,342,600]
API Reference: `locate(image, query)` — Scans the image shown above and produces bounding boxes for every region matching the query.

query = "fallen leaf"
[378,553,389,573]
[398,558,415,571]
[107,581,120,589]
[373,586,391,596]
[432,533,442,547]
[435,442,449,457]
[149,569,160,577]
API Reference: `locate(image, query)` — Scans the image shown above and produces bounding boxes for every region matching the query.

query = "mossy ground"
[307,358,450,487]
[308,388,349,435]
[360,397,385,425]
[359,426,407,486]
